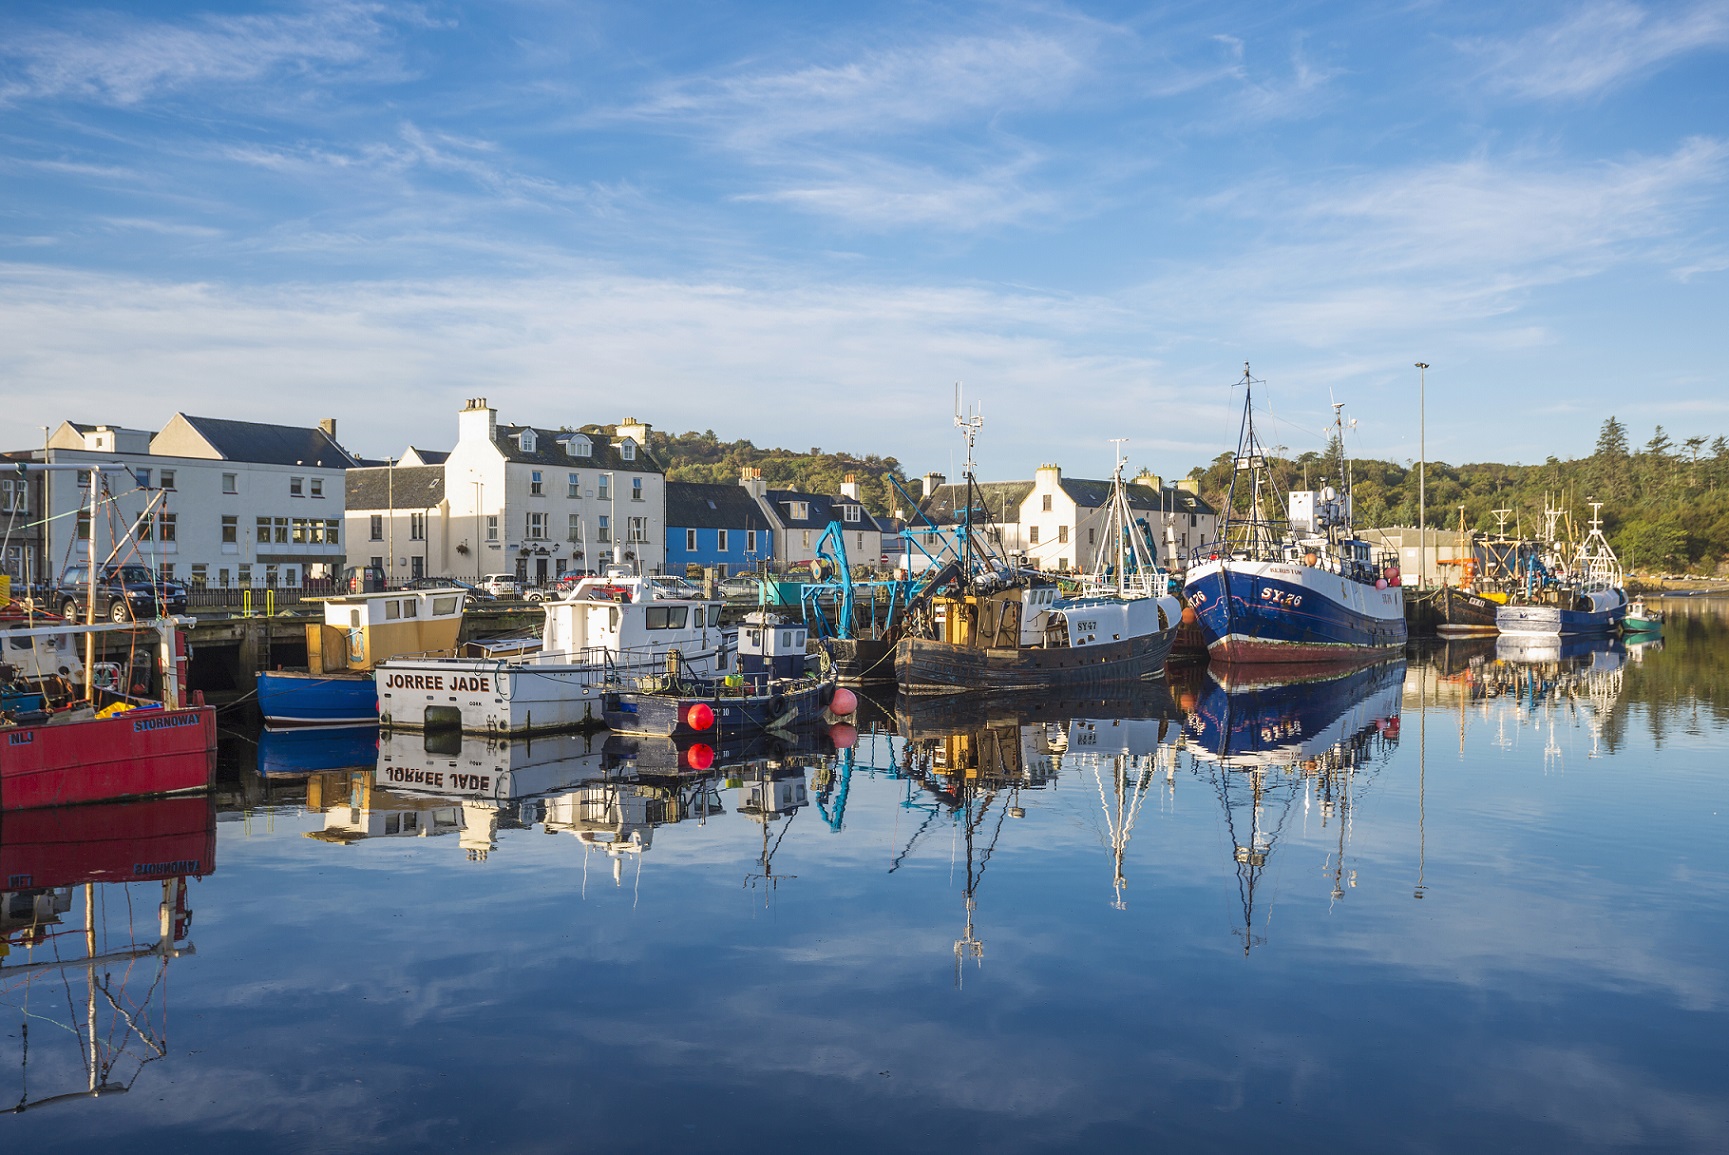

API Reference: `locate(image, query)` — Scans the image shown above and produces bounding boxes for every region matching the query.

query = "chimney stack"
[319,418,337,440]
[839,473,860,501]
[459,398,497,446]
[921,472,946,498]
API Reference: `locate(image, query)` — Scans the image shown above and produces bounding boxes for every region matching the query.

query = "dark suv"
[57,564,188,623]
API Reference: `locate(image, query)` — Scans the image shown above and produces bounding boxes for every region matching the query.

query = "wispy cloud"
[1467,0,1729,100]
[0,1,410,106]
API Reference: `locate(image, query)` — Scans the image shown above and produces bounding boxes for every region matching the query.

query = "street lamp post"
[1415,362,1429,589]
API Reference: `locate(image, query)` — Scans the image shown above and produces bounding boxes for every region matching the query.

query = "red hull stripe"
[1,707,217,811]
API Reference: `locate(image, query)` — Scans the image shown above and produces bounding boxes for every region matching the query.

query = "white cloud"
[1468,0,1729,100]
[0,1,408,106]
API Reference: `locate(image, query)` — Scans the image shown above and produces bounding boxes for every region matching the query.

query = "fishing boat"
[376,572,731,735]
[256,587,469,725]
[1183,366,1406,666]
[1496,503,1628,637]
[1,463,215,811]
[896,406,1182,693]
[1430,511,1505,635]
[1623,597,1664,634]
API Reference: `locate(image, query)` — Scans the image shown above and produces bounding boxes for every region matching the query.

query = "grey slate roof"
[406,446,449,465]
[762,489,880,531]
[667,482,772,530]
[1058,478,1217,516]
[346,465,445,510]
[495,425,663,473]
[916,481,1034,527]
[179,415,358,468]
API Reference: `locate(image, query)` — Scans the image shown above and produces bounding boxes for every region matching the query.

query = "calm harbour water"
[5,600,1729,1152]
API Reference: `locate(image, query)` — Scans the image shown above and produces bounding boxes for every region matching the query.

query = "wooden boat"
[1433,583,1503,636]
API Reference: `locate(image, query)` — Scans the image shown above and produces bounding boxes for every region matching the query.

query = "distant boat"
[1622,597,1664,634]
[1184,366,1407,665]
[1495,503,1628,637]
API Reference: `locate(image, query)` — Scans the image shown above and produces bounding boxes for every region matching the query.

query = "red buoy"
[829,687,858,717]
[685,702,715,731]
[828,722,858,749]
[684,742,715,770]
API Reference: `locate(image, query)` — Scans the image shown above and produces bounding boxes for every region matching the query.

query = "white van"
[480,573,523,597]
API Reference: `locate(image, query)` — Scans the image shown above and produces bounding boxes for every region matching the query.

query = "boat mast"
[953,383,984,583]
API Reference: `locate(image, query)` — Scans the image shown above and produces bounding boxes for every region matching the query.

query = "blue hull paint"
[1183,658,1407,764]
[257,724,380,777]
[1185,563,1406,663]
[1495,605,1625,636]
[257,671,379,725]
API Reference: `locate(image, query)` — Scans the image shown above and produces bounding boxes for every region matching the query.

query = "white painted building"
[916,464,1218,573]
[34,415,356,589]
[740,469,884,571]
[344,399,668,586]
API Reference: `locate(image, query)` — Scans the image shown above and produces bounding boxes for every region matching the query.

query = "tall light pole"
[1415,362,1429,589]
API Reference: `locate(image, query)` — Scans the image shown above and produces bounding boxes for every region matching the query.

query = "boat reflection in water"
[1182,658,1405,953]
[256,723,379,779]
[1,796,214,1110]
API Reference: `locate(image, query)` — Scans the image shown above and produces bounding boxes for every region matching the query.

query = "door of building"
[535,556,549,586]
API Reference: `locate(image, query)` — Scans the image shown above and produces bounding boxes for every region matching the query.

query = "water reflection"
[1,797,213,1112]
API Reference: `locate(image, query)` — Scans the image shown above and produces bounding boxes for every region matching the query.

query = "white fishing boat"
[375,572,730,735]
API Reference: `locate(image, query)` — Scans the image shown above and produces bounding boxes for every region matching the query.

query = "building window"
[569,514,582,542]
[160,469,176,490]
[190,563,207,587]
[530,470,543,496]
[597,475,610,501]
[1029,525,1039,544]
[527,512,547,539]
[264,564,279,587]
[596,515,611,544]
[410,512,426,541]
[486,516,498,542]
[857,532,865,550]
[160,512,177,542]
[410,556,425,579]
[1042,494,1052,512]
[1190,513,1198,528]
[370,514,383,541]
[76,470,91,488]
[519,429,537,453]
[134,467,151,487]
[717,529,728,552]
[222,473,237,494]
[746,530,757,553]
[843,504,860,523]
[326,520,339,545]
[161,563,175,580]
[310,478,323,498]
[632,478,643,501]
[567,436,591,458]
[1058,525,1069,544]
[1088,527,1095,545]
[275,516,289,543]
[621,440,636,461]
[802,530,811,549]
[568,473,581,498]
[0,479,24,512]
[239,564,253,586]
[217,567,230,587]
[290,476,304,497]
[628,517,647,543]
[790,501,808,520]
[686,528,698,552]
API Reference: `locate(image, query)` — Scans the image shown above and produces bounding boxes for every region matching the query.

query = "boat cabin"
[304,588,468,674]
[737,611,808,686]
[538,575,722,666]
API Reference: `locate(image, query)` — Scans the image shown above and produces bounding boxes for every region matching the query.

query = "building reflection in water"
[1,796,214,1111]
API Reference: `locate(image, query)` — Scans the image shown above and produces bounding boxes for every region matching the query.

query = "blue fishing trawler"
[1184,366,1406,667]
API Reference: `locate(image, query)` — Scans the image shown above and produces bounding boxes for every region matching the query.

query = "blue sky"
[1,1,1726,480]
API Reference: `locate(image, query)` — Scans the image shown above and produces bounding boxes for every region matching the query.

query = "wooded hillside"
[649,430,910,516]
[1187,417,1729,573]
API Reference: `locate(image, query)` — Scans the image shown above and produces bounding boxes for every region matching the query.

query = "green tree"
[1595,416,1629,458]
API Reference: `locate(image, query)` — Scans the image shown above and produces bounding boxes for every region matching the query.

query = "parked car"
[342,563,386,593]
[719,575,765,599]
[479,573,524,598]
[57,563,188,623]
[407,576,496,602]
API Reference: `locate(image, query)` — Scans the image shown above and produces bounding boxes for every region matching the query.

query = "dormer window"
[620,440,636,462]
[843,504,861,523]
[565,435,592,458]
[518,429,537,453]
[789,501,809,520]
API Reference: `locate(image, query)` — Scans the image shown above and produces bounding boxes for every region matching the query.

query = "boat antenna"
[953,383,985,582]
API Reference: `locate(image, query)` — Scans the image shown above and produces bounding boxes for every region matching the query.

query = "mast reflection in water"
[7,598,1729,1153]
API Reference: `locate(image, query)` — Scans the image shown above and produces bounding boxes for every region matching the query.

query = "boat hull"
[0,794,217,887]
[894,625,1177,694]
[1183,559,1407,664]
[257,670,379,726]
[1,705,216,811]
[603,680,833,737]
[1433,586,1502,636]
[1496,591,1626,637]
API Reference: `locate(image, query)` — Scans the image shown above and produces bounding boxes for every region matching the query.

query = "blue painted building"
[665,481,773,576]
